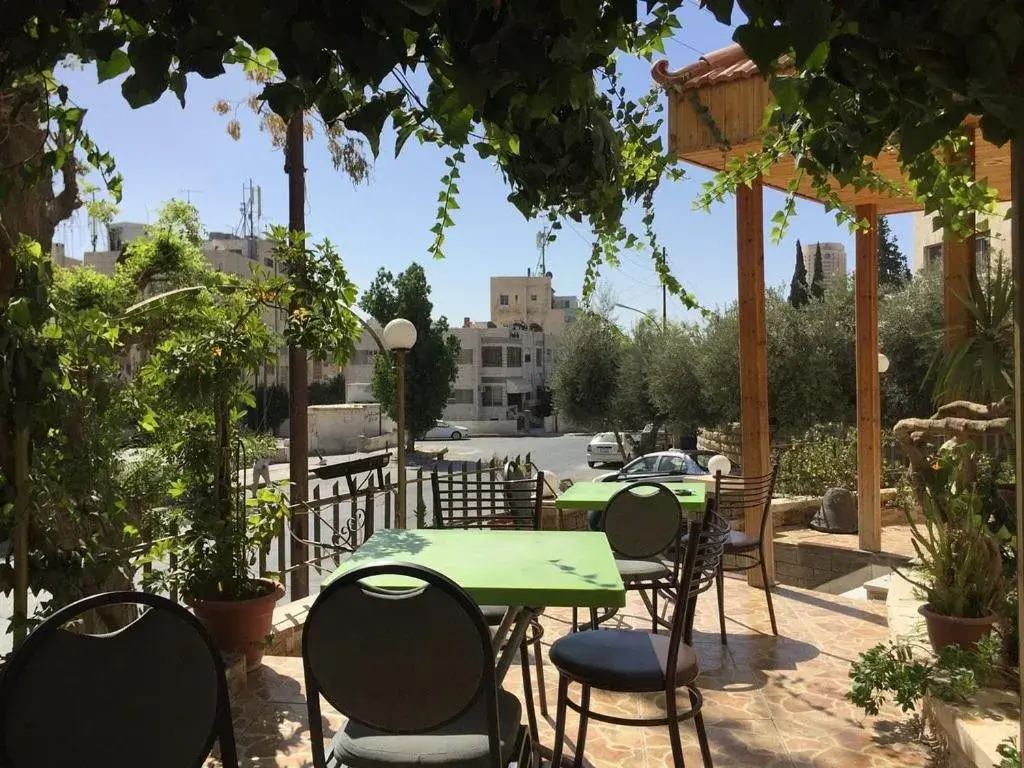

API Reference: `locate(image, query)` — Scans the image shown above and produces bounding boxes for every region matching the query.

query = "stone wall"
[697,424,743,467]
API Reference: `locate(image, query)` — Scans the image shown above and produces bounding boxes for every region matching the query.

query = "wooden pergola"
[652,44,1015,585]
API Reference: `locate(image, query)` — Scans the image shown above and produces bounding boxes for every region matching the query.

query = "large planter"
[192,578,285,671]
[919,603,998,653]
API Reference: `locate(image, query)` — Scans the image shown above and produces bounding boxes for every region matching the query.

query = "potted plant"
[140,294,290,669]
[138,228,361,669]
[901,442,1006,652]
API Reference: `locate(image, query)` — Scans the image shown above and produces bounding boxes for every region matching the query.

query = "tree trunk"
[0,87,78,302]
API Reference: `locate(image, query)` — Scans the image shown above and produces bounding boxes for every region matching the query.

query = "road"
[420,433,608,483]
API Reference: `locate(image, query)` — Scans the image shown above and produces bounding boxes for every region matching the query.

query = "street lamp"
[383,318,417,528]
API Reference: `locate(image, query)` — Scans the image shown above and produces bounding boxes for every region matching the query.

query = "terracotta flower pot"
[918,603,997,653]
[192,578,285,671]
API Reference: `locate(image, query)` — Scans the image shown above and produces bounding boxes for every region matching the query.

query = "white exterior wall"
[911,202,1012,272]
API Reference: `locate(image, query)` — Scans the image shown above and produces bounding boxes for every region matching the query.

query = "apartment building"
[799,241,848,280]
[911,202,1010,273]
[489,271,578,332]
[342,318,558,432]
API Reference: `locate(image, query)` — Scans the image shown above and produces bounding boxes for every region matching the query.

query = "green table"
[554,480,707,514]
[326,529,625,609]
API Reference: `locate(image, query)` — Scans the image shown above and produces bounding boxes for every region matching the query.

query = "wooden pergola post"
[855,204,882,552]
[943,127,977,349]
[736,176,773,586]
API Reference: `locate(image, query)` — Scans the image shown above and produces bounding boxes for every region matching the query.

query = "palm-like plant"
[930,258,1013,405]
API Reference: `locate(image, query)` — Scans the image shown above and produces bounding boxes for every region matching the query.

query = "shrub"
[775,424,858,496]
[308,373,346,405]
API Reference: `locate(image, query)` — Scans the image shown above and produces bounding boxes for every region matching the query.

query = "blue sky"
[56,6,912,326]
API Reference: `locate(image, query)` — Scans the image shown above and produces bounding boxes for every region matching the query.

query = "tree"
[360,265,459,450]
[0,4,700,306]
[877,217,911,292]
[788,239,810,308]
[878,265,943,425]
[648,323,706,436]
[810,244,826,300]
[550,315,623,432]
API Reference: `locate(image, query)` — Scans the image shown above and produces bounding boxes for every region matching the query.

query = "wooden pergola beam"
[855,203,881,552]
[736,176,773,585]
[943,126,977,350]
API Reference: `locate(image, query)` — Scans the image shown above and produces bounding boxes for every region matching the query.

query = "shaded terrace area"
[209,577,933,767]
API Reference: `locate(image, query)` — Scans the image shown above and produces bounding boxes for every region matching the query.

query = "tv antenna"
[535,225,553,275]
[177,188,203,203]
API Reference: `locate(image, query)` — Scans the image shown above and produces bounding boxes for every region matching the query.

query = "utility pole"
[285,113,309,599]
[662,284,667,331]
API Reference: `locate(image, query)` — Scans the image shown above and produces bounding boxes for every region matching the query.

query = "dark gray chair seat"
[548,629,699,692]
[614,558,672,581]
[681,528,757,551]
[331,689,522,768]
[333,692,524,768]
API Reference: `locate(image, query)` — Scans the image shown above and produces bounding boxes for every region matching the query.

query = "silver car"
[586,432,628,467]
[424,421,469,440]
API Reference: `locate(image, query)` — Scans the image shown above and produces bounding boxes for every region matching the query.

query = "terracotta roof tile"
[652,42,763,91]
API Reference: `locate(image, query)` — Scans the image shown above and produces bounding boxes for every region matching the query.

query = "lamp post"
[382,318,417,528]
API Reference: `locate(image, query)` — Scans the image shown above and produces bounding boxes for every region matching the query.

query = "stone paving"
[209,575,936,767]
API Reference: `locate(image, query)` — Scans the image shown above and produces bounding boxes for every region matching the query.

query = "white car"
[586,432,629,467]
[424,421,469,440]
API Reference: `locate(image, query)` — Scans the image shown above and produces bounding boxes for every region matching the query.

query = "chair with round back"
[548,506,730,768]
[596,482,686,633]
[303,562,529,768]
[0,591,238,768]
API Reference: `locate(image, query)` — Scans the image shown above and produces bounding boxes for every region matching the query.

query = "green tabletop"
[325,529,625,609]
[554,481,707,513]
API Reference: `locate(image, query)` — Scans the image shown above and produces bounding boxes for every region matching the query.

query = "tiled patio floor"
[213,575,935,767]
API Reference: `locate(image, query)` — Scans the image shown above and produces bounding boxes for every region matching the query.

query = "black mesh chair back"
[303,562,501,759]
[432,467,543,530]
[0,591,237,768]
[714,465,779,542]
[603,482,682,559]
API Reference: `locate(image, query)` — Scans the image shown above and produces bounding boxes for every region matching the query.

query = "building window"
[499,294,509,306]
[448,388,474,405]
[458,348,474,365]
[530,293,537,302]
[506,347,522,368]
[537,348,543,366]
[481,346,503,367]
[525,392,532,402]
[481,385,503,407]
[923,243,943,267]
[352,349,376,365]
[524,353,531,363]
[976,236,991,272]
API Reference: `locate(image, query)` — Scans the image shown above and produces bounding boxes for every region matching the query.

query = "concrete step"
[863,573,892,601]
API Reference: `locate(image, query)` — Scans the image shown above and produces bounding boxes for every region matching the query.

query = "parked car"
[595,449,741,482]
[424,421,469,440]
[586,432,629,467]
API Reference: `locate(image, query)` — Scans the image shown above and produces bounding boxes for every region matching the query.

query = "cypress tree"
[788,239,810,308]
[810,243,826,300]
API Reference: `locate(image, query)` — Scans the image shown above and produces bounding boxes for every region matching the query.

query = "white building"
[911,202,1009,273]
[800,241,848,280]
[343,319,560,435]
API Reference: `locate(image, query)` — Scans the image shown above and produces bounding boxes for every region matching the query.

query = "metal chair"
[583,482,686,633]
[0,591,238,768]
[548,507,730,768]
[303,562,531,768]
[431,465,548,738]
[713,464,780,644]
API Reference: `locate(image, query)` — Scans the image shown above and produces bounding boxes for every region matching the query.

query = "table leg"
[493,606,533,685]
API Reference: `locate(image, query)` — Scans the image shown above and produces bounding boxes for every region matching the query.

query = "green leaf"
[733,24,790,71]
[345,91,404,157]
[97,50,131,82]
[262,80,307,119]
